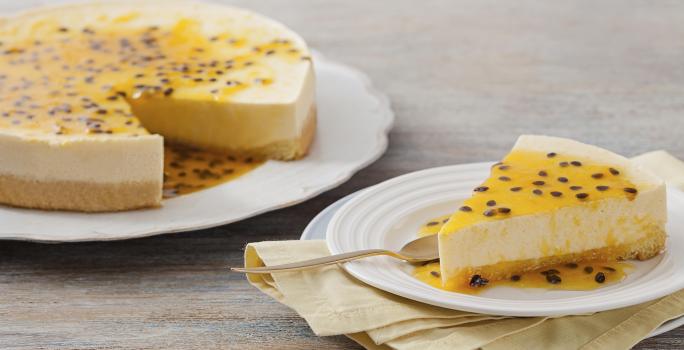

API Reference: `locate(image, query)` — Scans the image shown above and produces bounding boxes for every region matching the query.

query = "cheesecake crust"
[445,226,666,288]
[0,174,161,212]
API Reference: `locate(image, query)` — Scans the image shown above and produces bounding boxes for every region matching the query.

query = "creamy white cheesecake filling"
[439,187,666,272]
[0,132,162,184]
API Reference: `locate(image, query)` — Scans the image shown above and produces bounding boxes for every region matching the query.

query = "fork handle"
[230,249,396,274]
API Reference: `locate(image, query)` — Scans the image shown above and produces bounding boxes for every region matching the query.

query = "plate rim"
[324,162,684,317]
[0,51,394,242]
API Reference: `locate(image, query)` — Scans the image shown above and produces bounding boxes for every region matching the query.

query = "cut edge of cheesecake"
[0,132,163,212]
[438,135,667,289]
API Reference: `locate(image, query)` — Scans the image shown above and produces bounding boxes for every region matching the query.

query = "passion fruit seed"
[486,200,497,206]
[564,263,578,269]
[576,193,589,200]
[483,209,497,217]
[469,274,489,287]
[498,207,511,214]
[459,206,473,212]
[584,266,594,274]
[510,187,523,192]
[546,274,562,284]
[499,176,511,181]
[546,275,561,284]
[430,271,440,278]
[474,186,489,192]
[559,161,569,167]
[624,187,638,194]
[609,168,620,176]
[547,152,557,158]
[570,186,583,191]
[558,177,569,183]
[533,180,545,186]
[571,161,582,167]
[550,191,563,197]
[538,170,548,177]
[595,272,606,283]
[596,185,610,191]
[533,189,543,196]
[510,275,521,281]
[591,173,604,179]
[426,221,439,226]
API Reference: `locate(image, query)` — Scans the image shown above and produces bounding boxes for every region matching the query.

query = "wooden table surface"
[1,0,683,348]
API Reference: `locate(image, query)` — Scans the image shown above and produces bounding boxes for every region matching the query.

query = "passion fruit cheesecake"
[438,135,667,289]
[0,1,315,212]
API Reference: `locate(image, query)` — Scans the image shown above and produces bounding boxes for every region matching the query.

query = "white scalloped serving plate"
[0,52,394,242]
[325,163,684,317]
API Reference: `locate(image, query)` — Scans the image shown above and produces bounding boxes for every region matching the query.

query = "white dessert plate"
[324,163,684,317]
[0,52,394,242]
[301,189,684,337]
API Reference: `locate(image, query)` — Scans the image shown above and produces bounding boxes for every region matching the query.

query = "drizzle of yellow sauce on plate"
[414,259,632,295]
[417,214,451,237]
[162,144,263,198]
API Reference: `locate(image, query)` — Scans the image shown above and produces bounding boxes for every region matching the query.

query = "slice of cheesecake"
[438,135,667,289]
[0,1,315,212]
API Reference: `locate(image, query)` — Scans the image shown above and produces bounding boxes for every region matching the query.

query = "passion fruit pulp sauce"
[163,145,263,198]
[441,150,638,234]
[0,17,305,135]
[414,216,633,295]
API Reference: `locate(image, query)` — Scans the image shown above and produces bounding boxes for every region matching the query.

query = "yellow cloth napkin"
[244,151,684,350]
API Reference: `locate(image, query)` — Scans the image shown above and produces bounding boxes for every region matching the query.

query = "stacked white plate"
[303,163,684,334]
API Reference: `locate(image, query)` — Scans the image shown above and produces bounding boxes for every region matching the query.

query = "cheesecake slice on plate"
[0,1,315,212]
[438,135,667,289]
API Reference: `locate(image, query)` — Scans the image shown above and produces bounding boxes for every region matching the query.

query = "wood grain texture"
[1,0,683,348]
